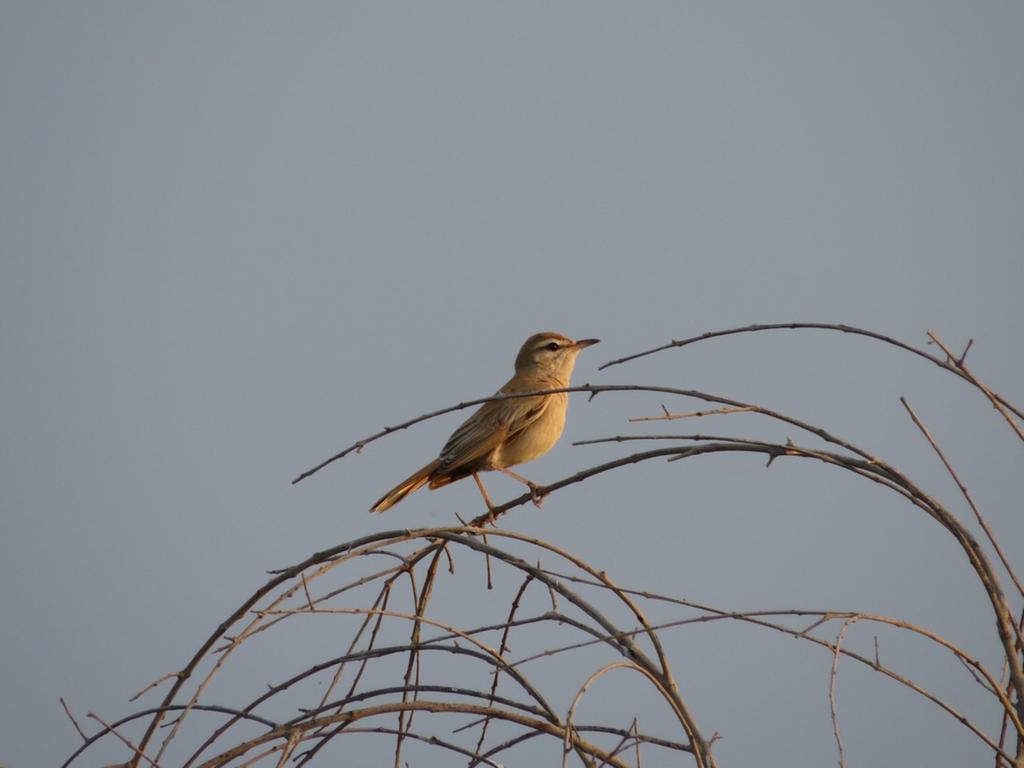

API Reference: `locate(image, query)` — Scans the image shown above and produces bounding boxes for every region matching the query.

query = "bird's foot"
[481,506,502,527]
[527,483,547,508]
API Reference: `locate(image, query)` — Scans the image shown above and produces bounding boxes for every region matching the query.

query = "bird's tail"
[370,459,442,512]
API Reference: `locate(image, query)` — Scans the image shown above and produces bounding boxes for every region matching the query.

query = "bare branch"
[900,396,1024,599]
[60,698,88,743]
[829,618,858,768]
[65,327,1022,768]
[926,330,1024,440]
[86,712,161,768]
[629,405,755,422]
[599,323,957,371]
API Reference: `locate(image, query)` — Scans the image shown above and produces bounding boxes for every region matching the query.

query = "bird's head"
[513,332,600,383]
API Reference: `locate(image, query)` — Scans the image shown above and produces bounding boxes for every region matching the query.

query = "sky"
[2,2,1023,766]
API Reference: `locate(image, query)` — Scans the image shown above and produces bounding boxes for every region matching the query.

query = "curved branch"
[562,661,684,768]
[194,701,634,768]
[126,530,452,767]
[599,323,956,372]
[61,704,279,767]
[596,322,1023,423]
[291,381,881,486]
[428,529,716,768]
[456,433,1024,735]
[535,567,1018,759]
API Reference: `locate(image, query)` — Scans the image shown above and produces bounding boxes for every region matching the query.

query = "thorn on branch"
[958,338,974,366]
[60,697,88,742]
[797,616,830,637]
[546,580,559,612]
[301,572,315,611]
[129,671,180,703]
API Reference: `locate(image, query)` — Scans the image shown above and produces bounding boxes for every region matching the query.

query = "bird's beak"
[574,338,600,348]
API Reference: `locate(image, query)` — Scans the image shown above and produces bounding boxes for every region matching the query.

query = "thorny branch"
[67,326,1023,767]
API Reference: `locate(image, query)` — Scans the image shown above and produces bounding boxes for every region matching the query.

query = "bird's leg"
[498,468,547,507]
[472,472,500,524]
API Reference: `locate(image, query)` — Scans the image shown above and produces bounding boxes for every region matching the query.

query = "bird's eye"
[546,342,560,351]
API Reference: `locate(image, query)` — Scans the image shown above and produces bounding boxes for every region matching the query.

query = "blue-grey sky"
[2,3,1022,766]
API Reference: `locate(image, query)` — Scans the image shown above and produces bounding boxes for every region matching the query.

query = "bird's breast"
[492,392,568,468]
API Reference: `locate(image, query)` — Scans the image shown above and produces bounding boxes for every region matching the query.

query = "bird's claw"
[482,507,500,526]
[528,484,547,508]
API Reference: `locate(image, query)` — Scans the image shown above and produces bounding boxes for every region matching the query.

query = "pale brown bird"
[371,332,599,513]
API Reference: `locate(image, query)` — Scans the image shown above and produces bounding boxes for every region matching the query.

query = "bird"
[370,332,599,514]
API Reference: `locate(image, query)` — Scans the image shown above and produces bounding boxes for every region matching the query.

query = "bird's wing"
[438,387,551,472]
